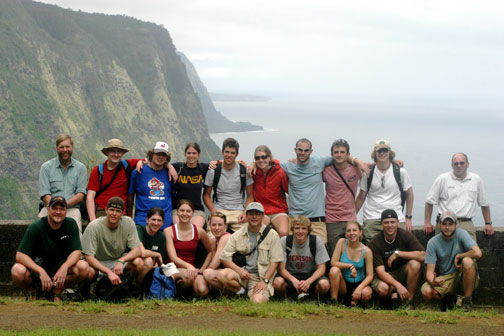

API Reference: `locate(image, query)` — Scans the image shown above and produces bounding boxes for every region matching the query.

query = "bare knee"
[375,282,390,297]
[329,266,342,280]
[75,260,90,279]
[316,279,330,294]
[462,257,475,271]
[11,263,29,283]
[422,286,435,300]
[251,294,268,304]
[407,260,421,274]
[273,277,286,292]
[361,287,373,301]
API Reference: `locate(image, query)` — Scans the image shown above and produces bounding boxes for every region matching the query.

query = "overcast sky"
[40,1,504,102]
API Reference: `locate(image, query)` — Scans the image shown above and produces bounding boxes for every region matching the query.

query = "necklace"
[384,236,396,244]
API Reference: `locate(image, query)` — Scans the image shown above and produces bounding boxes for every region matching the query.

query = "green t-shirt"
[82,216,140,262]
[18,217,82,275]
[136,225,168,263]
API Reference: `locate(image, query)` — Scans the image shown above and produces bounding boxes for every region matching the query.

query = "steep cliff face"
[178,52,263,133]
[0,0,220,219]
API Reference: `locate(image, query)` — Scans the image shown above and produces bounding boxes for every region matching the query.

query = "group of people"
[11,133,493,311]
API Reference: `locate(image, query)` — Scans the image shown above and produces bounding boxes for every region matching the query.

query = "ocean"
[210,96,504,227]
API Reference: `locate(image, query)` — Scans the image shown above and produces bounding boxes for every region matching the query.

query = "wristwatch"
[405,215,412,219]
[485,221,493,225]
[394,250,400,256]
[263,278,270,284]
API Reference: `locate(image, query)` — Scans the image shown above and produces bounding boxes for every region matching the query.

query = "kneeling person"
[274,216,330,299]
[83,197,143,288]
[11,196,89,300]
[219,202,283,303]
[369,209,425,307]
[421,210,481,311]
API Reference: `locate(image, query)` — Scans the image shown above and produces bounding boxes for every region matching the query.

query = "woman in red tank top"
[166,200,212,298]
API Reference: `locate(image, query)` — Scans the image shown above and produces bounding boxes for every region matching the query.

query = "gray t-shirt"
[204,164,254,211]
[281,235,329,275]
[425,228,477,275]
[82,216,140,262]
[245,231,259,274]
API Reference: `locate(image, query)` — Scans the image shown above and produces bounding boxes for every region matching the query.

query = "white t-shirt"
[425,172,489,218]
[204,164,253,211]
[359,164,412,221]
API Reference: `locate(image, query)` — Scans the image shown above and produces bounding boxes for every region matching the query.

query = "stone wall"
[0,220,502,305]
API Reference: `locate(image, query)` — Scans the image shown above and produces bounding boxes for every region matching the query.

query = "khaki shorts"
[215,209,246,233]
[421,262,479,297]
[288,217,327,244]
[232,271,273,299]
[363,219,406,243]
[267,213,289,222]
[371,262,409,290]
[39,207,82,238]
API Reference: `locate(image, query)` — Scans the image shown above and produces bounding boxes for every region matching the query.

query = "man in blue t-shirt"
[128,142,174,230]
[421,210,482,311]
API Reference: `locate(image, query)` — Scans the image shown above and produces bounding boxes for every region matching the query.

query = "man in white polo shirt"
[424,153,494,241]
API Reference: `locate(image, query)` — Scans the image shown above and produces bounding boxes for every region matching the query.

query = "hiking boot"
[458,296,473,312]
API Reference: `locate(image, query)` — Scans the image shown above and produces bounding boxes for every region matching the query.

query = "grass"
[0,329,342,336]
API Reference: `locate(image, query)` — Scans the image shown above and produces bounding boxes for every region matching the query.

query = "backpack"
[366,162,406,209]
[148,267,177,300]
[96,160,130,198]
[212,163,247,203]
[94,272,137,302]
[286,234,317,259]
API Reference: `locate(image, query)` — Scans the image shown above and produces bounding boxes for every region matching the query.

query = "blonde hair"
[56,134,73,147]
[290,215,311,233]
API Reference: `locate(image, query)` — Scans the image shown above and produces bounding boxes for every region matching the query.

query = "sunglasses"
[296,148,311,153]
[377,148,389,153]
[453,162,466,167]
[381,176,386,188]
[255,155,269,160]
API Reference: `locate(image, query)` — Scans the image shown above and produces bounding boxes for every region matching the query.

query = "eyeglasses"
[381,176,385,188]
[296,148,311,153]
[254,155,269,160]
[453,162,466,167]
[377,148,389,154]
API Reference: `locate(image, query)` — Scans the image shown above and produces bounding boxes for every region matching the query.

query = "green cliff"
[0,0,221,219]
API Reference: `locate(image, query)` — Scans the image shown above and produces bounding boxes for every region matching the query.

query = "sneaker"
[297,293,310,301]
[236,287,246,295]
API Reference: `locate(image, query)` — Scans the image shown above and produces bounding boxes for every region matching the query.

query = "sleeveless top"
[172,223,199,267]
[340,240,367,283]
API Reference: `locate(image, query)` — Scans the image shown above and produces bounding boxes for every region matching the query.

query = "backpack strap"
[95,160,129,199]
[366,164,375,193]
[332,163,355,199]
[286,234,294,256]
[239,163,247,201]
[212,164,222,203]
[391,162,406,209]
[309,234,317,258]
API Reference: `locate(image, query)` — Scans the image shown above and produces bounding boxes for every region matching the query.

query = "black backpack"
[212,163,247,203]
[366,162,406,209]
[285,234,317,258]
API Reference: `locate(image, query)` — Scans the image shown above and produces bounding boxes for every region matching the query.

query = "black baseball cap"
[49,196,67,208]
[381,209,398,222]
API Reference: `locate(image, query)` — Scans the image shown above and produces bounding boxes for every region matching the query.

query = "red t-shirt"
[87,159,141,209]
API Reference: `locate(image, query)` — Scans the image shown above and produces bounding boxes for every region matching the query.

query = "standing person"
[39,134,87,234]
[369,209,425,309]
[218,202,283,303]
[203,212,231,291]
[82,197,144,289]
[323,139,362,255]
[251,145,289,237]
[204,138,254,233]
[273,216,330,300]
[171,143,210,229]
[128,142,174,231]
[137,207,168,273]
[421,210,482,311]
[328,221,373,306]
[281,138,366,244]
[424,153,494,241]
[355,139,414,243]
[87,139,141,221]
[165,200,212,298]
[11,196,89,301]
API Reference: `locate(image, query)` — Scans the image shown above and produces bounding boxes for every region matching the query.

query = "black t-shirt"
[172,162,209,211]
[369,228,425,272]
[136,225,168,263]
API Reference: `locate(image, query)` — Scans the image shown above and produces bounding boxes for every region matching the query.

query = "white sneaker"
[236,287,246,295]
[161,262,180,277]
[297,293,310,300]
